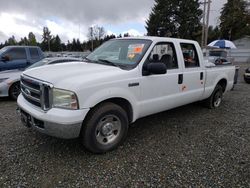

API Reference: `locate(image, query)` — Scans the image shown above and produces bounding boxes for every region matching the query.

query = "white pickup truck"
[17,37,235,153]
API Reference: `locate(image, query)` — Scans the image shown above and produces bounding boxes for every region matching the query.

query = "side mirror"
[144,62,167,75]
[1,55,10,62]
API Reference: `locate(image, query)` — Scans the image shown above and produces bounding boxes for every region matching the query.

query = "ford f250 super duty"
[17,37,235,153]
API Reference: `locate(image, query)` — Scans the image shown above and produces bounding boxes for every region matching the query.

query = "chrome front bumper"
[17,95,89,139]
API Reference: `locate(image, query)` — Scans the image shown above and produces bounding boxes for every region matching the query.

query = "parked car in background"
[244,68,250,84]
[0,57,83,100]
[0,46,44,72]
[26,57,83,70]
[0,69,21,100]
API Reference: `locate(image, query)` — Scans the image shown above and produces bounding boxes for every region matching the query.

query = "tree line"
[146,0,250,43]
[0,25,118,52]
[1,0,250,51]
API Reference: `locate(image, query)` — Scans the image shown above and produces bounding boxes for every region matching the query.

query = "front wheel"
[81,102,129,153]
[9,82,21,100]
[204,85,223,109]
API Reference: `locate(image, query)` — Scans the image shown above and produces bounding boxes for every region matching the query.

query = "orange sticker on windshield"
[127,44,145,60]
[128,44,145,54]
[134,47,143,53]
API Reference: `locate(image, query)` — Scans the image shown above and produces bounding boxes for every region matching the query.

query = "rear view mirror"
[144,62,167,75]
[1,55,10,62]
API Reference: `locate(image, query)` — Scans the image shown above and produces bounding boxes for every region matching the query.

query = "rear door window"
[29,48,39,59]
[180,43,200,68]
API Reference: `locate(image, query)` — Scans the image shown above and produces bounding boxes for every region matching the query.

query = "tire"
[244,77,250,84]
[204,85,223,109]
[9,82,21,100]
[81,102,129,153]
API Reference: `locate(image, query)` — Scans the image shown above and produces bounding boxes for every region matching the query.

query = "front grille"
[21,75,53,111]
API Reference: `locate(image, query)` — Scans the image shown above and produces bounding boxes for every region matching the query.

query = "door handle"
[178,74,183,84]
[200,72,204,80]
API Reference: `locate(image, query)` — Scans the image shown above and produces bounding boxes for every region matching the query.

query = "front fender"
[78,87,139,122]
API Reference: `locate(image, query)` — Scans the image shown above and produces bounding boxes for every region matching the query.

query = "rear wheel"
[244,76,250,84]
[9,82,21,100]
[204,85,223,109]
[81,102,129,153]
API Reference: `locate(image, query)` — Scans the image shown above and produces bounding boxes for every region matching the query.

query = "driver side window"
[4,48,27,61]
[148,42,178,69]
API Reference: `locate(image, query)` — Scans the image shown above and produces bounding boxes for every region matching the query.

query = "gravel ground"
[0,63,250,187]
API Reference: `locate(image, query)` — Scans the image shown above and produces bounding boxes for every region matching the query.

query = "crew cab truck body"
[0,46,44,72]
[17,37,235,153]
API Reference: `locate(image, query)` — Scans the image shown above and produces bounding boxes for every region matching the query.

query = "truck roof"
[115,36,198,44]
[3,45,41,49]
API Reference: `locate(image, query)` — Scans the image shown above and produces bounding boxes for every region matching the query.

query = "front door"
[2,48,28,71]
[139,42,183,118]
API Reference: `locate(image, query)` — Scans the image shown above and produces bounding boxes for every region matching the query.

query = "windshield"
[0,47,8,55]
[26,58,50,70]
[86,39,152,69]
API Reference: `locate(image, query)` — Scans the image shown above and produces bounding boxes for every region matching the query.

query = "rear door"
[178,43,205,104]
[29,47,41,64]
[2,48,28,71]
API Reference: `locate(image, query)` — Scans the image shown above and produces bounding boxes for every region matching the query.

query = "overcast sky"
[0,0,227,43]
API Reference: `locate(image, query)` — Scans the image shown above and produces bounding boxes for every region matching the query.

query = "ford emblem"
[24,88,31,96]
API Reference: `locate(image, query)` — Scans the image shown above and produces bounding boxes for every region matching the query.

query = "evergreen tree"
[61,43,67,51]
[146,0,202,40]
[123,33,130,37]
[220,0,250,40]
[28,32,37,46]
[7,36,17,45]
[207,26,221,44]
[76,39,82,51]
[19,37,29,46]
[71,39,77,51]
[103,34,116,42]
[67,40,72,51]
[4,40,8,46]
[50,35,62,51]
[176,0,202,39]
[41,27,52,51]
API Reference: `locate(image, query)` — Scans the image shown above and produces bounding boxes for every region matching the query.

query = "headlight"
[53,88,79,110]
[0,78,8,83]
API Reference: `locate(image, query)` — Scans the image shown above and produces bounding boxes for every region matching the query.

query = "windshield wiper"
[98,59,120,68]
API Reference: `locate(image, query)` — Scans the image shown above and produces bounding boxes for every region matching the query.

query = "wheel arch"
[8,80,20,96]
[80,97,134,139]
[216,78,227,93]
[89,97,133,124]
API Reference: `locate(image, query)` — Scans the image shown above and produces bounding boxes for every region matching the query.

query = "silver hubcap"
[214,92,222,107]
[96,115,121,145]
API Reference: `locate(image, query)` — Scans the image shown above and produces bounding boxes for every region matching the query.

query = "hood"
[23,61,127,90]
[0,69,22,79]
